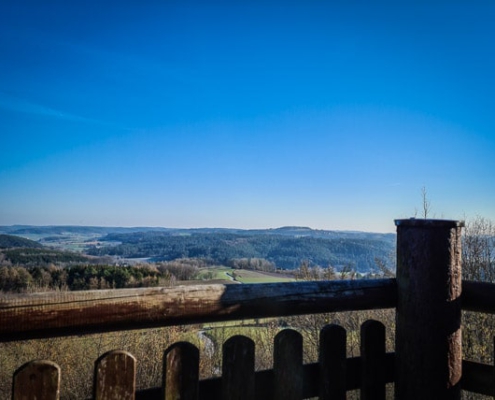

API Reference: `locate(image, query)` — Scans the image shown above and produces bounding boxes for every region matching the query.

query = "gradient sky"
[1,1,494,232]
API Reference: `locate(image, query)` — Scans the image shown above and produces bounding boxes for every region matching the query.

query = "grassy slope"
[196,266,294,284]
[230,269,294,283]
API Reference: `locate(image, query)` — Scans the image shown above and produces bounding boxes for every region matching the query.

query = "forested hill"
[0,225,169,236]
[0,225,391,241]
[0,226,396,272]
[0,234,44,249]
[88,229,395,272]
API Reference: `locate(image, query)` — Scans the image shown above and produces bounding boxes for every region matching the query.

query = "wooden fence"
[12,321,394,400]
[2,218,495,399]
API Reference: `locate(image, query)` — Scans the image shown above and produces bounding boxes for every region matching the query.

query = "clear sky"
[1,1,494,232]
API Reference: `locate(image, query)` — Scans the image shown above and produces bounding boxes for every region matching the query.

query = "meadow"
[196,266,294,284]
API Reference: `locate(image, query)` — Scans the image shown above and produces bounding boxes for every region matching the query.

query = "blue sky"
[1,1,494,232]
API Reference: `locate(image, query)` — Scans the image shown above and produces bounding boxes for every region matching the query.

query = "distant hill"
[0,225,395,241]
[88,228,395,272]
[1,247,90,265]
[0,234,44,249]
[0,225,171,236]
[0,225,396,272]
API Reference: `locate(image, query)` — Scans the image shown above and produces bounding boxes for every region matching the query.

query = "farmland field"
[197,266,294,284]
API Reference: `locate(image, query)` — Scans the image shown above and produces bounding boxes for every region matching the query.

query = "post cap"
[394,218,465,228]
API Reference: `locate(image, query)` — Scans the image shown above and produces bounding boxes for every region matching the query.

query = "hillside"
[0,226,396,272]
[88,229,395,272]
[0,234,44,249]
[1,247,91,265]
[0,225,170,236]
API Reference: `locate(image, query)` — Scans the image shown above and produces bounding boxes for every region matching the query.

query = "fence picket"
[222,335,255,400]
[361,320,386,400]
[273,329,303,400]
[94,350,136,400]
[163,341,199,400]
[319,324,346,400]
[13,360,60,400]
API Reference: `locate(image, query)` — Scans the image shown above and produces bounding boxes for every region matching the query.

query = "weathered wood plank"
[461,360,494,396]
[361,320,386,400]
[319,324,346,400]
[273,329,303,400]
[13,360,60,400]
[395,219,463,400]
[94,350,136,400]
[135,354,397,400]
[0,279,396,342]
[462,280,495,314]
[222,335,255,400]
[163,342,199,400]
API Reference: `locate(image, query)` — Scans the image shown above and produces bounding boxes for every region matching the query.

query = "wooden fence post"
[222,335,255,400]
[395,219,463,400]
[361,320,386,400]
[163,342,199,400]
[13,360,60,400]
[94,350,136,400]
[273,329,303,400]
[319,324,346,400]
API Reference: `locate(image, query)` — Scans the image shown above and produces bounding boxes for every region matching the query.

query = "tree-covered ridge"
[0,234,44,249]
[0,225,172,236]
[88,231,394,271]
[1,248,90,265]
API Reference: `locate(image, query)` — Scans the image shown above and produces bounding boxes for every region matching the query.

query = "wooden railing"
[2,219,495,399]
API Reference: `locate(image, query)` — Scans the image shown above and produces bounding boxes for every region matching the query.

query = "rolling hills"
[0,225,395,272]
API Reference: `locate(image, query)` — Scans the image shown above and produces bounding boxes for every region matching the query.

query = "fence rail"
[0,279,396,342]
[461,280,495,314]
[4,218,495,399]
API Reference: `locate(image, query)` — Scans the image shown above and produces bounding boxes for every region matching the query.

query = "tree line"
[0,258,213,292]
[0,254,287,292]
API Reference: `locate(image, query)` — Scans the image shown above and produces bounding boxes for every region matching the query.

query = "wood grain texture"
[0,279,396,341]
[13,360,60,400]
[163,342,199,400]
[94,350,136,400]
[395,219,463,400]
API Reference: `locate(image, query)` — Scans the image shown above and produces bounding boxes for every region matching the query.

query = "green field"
[197,266,294,284]
[230,269,294,283]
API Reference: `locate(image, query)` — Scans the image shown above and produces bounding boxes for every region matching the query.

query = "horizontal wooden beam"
[462,281,495,314]
[0,279,396,342]
[461,360,494,396]
[137,354,396,400]
[137,357,493,399]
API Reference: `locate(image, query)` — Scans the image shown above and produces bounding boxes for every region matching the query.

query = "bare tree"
[421,186,431,219]
[462,216,495,282]
[462,216,495,400]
